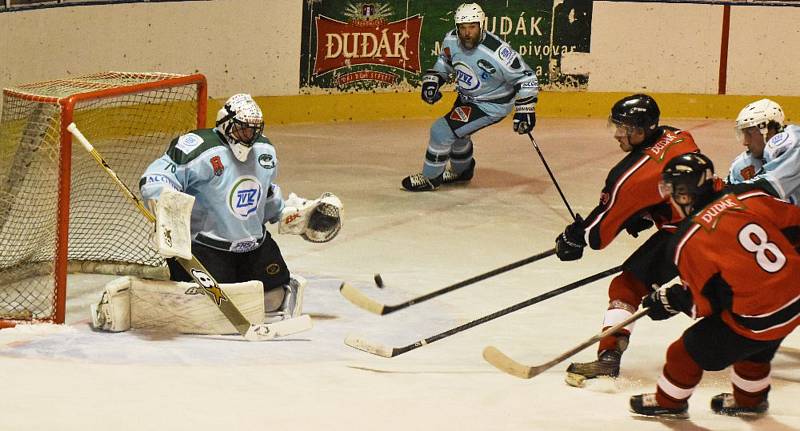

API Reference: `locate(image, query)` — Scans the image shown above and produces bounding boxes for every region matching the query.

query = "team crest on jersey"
[175,133,203,155]
[210,156,224,176]
[454,63,481,91]
[228,176,263,220]
[258,153,275,169]
[477,59,496,75]
[739,165,756,180]
[692,194,746,232]
[450,106,472,123]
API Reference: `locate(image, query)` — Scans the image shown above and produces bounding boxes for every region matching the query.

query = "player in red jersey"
[630,153,800,418]
[555,94,702,386]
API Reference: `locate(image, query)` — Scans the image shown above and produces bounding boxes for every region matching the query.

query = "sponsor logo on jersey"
[645,135,684,162]
[228,176,263,220]
[765,131,791,161]
[143,174,172,186]
[692,194,746,231]
[450,106,472,123]
[477,59,496,75]
[258,153,276,169]
[230,239,258,253]
[497,45,516,66]
[454,62,481,91]
[210,156,224,176]
[175,133,203,155]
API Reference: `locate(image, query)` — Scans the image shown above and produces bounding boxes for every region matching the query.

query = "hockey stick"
[340,248,557,315]
[345,265,622,357]
[482,307,649,379]
[527,132,576,220]
[67,123,312,341]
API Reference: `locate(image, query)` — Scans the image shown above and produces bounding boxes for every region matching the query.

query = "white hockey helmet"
[734,99,785,143]
[454,3,485,27]
[215,93,264,162]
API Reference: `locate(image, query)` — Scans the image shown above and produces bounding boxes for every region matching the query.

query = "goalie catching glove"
[278,192,343,243]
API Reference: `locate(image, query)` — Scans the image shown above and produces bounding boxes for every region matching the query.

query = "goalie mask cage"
[0,71,207,328]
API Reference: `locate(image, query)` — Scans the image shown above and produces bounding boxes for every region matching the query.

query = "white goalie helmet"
[454,3,485,27]
[215,93,264,162]
[734,98,785,143]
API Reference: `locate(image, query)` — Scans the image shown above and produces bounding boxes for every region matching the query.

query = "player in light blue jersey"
[140,94,342,319]
[401,3,539,191]
[727,99,800,205]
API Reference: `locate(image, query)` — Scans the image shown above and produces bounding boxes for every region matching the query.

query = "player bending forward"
[401,2,539,191]
[136,93,342,323]
[555,94,701,386]
[630,153,800,419]
[727,98,800,205]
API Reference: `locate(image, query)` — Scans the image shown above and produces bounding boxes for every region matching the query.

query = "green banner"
[300,1,591,93]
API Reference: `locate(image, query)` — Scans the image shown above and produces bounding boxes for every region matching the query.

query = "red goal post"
[0,72,207,327]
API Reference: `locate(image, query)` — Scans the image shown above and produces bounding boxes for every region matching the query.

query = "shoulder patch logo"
[258,153,276,169]
[175,133,204,155]
[228,176,263,220]
[497,45,516,66]
[765,131,792,161]
[210,156,224,176]
[449,106,472,123]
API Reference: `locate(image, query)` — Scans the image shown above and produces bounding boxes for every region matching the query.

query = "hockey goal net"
[0,71,207,327]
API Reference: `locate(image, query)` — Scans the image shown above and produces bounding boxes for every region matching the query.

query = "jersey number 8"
[738,223,786,273]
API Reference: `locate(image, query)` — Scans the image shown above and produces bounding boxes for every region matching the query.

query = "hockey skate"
[565,349,622,387]
[710,393,768,417]
[442,159,475,185]
[265,275,306,323]
[629,393,689,419]
[401,172,443,192]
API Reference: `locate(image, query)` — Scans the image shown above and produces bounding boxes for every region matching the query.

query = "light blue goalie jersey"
[140,128,284,250]
[429,29,538,112]
[727,124,800,205]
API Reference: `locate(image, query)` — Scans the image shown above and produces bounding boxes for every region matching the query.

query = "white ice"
[1,118,798,431]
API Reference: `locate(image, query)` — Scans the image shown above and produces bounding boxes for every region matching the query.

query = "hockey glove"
[421,72,444,105]
[512,96,536,134]
[642,283,693,321]
[555,214,586,261]
[623,216,654,238]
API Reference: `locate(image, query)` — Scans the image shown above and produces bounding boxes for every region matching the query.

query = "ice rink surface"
[1,117,798,431]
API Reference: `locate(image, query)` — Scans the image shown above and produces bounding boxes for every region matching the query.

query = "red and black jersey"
[583,127,700,250]
[671,190,800,341]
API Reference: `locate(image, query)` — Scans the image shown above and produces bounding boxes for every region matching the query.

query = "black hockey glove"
[623,216,654,238]
[642,284,693,321]
[512,96,536,134]
[421,72,444,105]
[555,214,586,261]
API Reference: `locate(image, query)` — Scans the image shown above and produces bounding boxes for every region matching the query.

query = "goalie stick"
[482,307,649,379]
[345,265,622,357]
[340,248,557,315]
[67,123,312,341]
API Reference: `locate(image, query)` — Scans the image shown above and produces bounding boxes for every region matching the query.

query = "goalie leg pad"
[91,276,132,332]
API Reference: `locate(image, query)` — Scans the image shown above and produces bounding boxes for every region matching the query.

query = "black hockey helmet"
[660,152,716,218]
[609,94,660,136]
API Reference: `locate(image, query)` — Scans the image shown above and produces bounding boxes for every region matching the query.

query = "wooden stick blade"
[482,346,536,379]
[344,335,396,357]
[243,314,313,341]
[339,283,386,315]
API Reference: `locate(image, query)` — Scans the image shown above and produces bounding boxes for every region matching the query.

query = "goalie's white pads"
[90,277,264,335]
[278,192,343,243]
[154,187,195,259]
